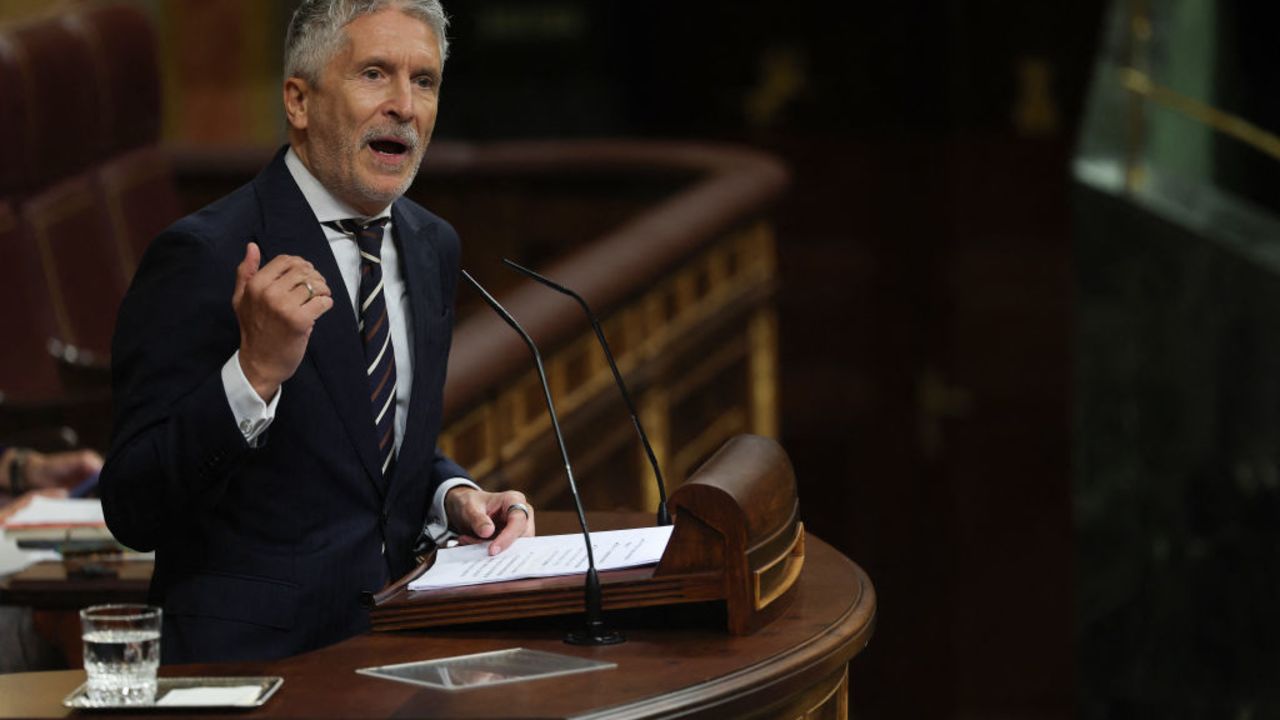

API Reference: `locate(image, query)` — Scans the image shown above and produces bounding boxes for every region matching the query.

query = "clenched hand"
[232,242,334,401]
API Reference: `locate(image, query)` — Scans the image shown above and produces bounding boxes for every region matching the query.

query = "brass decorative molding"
[749,306,780,439]
[1120,67,1280,165]
[439,220,780,500]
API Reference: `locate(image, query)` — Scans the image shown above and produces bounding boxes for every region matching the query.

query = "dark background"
[432,1,1107,717]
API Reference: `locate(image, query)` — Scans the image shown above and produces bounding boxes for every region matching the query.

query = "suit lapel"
[388,200,441,493]
[252,151,388,495]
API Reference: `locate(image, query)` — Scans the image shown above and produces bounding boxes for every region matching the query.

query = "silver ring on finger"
[506,502,531,519]
[294,279,315,302]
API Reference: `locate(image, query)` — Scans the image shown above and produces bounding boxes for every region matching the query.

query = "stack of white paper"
[3,496,105,529]
[409,525,674,591]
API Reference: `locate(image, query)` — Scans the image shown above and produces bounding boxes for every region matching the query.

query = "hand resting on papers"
[445,486,536,555]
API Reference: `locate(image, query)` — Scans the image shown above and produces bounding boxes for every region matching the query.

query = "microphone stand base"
[565,625,625,646]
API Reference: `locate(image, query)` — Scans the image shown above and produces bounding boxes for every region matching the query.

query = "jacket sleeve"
[99,229,252,552]
[430,448,469,487]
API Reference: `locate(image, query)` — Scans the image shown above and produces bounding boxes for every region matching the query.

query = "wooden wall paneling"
[157,0,285,146]
[440,216,781,513]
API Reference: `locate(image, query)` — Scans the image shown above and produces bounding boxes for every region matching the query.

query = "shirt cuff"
[221,351,280,447]
[422,477,481,546]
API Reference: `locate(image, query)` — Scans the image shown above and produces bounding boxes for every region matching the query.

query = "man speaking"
[100,0,531,663]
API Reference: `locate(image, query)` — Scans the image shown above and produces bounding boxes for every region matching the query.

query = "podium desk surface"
[0,519,875,720]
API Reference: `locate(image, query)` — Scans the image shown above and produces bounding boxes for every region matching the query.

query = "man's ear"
[283,77,310,131]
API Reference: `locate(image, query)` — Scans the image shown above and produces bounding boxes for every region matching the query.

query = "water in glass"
[79,605,162,706]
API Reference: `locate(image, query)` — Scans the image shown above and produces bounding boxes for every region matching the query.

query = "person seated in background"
[0,445,103,674]
[0,446,103,522]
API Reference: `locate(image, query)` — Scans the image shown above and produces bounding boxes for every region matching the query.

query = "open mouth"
[369,139,409,156]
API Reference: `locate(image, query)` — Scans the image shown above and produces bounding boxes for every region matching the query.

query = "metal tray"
[357,648,615,691]
[63,676,283,710]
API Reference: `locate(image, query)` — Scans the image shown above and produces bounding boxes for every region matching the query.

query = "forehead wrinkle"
[348,11,438,53]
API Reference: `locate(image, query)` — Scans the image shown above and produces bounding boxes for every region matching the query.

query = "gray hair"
[284,0,449,84]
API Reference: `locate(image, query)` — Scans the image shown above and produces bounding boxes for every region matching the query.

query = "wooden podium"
[371,434,806,635]
[0,527,874,719]
[0,435,878,719]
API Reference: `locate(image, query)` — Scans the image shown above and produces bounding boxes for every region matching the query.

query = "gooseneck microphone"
[502,259,672,527]
[460,270,623,646]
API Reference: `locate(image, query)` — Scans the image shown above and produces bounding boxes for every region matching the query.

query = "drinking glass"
[79,604,162,706]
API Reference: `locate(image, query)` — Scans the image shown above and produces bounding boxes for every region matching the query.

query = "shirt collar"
[284,146,393,225]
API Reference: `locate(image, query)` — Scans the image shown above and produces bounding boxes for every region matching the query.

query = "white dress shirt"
[219,147,475,545]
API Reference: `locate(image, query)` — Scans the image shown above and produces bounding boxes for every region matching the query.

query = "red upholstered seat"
[0,199,62,399]
[4,2,178,347]
[65,2,163,157]
[20,174,132,358]
[4,14,106,192]
[0,3,172,448]
[74,3,180,271]
[96,147,181,271]
[0,36,29,198]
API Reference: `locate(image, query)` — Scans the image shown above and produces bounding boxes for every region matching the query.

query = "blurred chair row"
[0,3,181,450]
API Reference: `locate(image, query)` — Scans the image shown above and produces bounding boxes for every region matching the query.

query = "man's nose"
[384,76,415,121]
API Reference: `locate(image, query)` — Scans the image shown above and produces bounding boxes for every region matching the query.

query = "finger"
[488,509,530,555]
[266,264,317,295]
[233,242,261,307]
[79,449,105,473]
[296,276,332,300]
[459,496,496,541]
[288,278,311,300]
[255,255,314,287]
[286,276,328,306]
[299,295,335,324]
[272,266,331,302]
[43,451,101,485]
[61,449,103,475]
[499,494,535,537]
[263,270,319,312]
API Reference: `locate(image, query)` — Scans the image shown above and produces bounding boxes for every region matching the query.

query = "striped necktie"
[324,217,396,477]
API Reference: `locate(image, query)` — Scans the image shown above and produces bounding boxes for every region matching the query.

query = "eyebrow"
[356,55,392,70]
[357,55,439,73]
[354,55,440,84]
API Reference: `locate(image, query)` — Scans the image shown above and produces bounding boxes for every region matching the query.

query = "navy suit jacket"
[100,148,467,663]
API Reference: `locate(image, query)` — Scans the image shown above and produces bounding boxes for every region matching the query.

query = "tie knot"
[326,218,389,257]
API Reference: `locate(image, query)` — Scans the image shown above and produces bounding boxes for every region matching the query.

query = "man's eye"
[414,76,436,90]
[362,69,382,80]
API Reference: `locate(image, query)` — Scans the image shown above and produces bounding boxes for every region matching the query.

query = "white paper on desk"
[0,536,59,576]
[156,686,263,707]
[2,496,104,528]
[409,525,674,591]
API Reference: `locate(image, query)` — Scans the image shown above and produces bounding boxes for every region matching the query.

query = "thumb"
[468,503,496,539]
[233,242,261,307]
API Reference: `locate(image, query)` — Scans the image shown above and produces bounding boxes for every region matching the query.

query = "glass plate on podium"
[63,676,283,710]
[356,648,615,691]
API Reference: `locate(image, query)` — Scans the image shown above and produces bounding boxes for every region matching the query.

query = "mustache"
[361,126,420,150]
